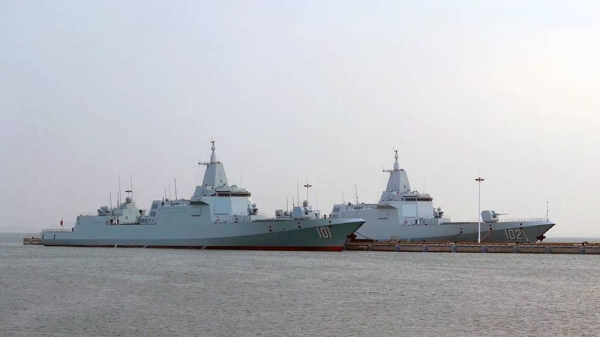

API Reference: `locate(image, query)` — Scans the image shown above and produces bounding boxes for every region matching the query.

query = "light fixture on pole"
[475,176,485,243]
[303,182,312,204]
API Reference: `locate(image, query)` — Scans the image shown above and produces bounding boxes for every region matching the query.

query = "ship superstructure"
[41,142,364,251]
[331,150,554,243]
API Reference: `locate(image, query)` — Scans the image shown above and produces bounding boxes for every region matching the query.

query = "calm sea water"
[1,234,600,336]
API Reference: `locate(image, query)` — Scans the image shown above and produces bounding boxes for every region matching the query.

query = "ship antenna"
[130,173,133,201]
[174,178,178,200]
[168,179,172,200]
[210,140,217,163]
[286,197,289,212]
[109,191,113,210]
[546,201,549,220]
[383,149,400,174]
[118,174,122,205]
[354,184,360,217]
[296,179,300,206]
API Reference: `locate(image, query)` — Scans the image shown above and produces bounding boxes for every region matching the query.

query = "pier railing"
[345,241,600,254]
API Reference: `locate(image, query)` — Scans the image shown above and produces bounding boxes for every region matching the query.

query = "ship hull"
[42,218,364,251]
[347,208,554,242]
[339,203,555,242]
[383,222,555,243]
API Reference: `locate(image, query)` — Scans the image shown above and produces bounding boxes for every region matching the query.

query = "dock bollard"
[481,246,488,253]
[545,246,552,254]
[422,244,428,252]
[451,244,457,253]
[513,245,519,253]
[367,244,373,251]
[579,246,585,255]
[394,244,401,252]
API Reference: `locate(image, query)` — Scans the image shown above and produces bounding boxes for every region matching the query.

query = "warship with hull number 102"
[41,142,365,251]
[331,150,554,243]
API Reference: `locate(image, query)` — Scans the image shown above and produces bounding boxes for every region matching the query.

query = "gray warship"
[332,151,554,243]
[41,142,364,251]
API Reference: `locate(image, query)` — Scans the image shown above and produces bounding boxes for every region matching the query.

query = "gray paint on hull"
[42,220,363,248]
[388,223,554,243]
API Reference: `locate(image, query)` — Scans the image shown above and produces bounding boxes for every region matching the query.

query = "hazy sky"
[1,1,599,237]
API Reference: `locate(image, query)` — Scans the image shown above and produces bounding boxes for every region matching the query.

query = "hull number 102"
[504,229,523,240]
[317,226,333,239]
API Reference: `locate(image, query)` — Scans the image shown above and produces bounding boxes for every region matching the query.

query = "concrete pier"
[22,237,42,245]
[345,241,600,254]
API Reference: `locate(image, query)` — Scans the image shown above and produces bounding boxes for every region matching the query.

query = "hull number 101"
[504,229,523,240]
[317,226,334,239]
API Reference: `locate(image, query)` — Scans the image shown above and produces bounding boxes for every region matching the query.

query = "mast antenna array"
[118,174,122,205]
[383,150,400,173]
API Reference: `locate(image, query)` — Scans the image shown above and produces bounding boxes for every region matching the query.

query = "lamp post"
[303,182,312,204]
[475,176,485,243]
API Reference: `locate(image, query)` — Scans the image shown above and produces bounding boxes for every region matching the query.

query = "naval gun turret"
[481,210,508,223]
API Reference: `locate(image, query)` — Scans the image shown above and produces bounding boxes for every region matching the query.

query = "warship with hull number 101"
[41,142,365,251]
[331,150,554,243]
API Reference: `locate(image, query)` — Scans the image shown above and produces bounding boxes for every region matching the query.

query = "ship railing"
[41,229,73,233]
[504,217,547,223]
[78,212,99,216]
[403,218,452,226]
[214,215,251,223]
[495,217,549,223]
[441,218,549,225]
[214,213,268,223]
